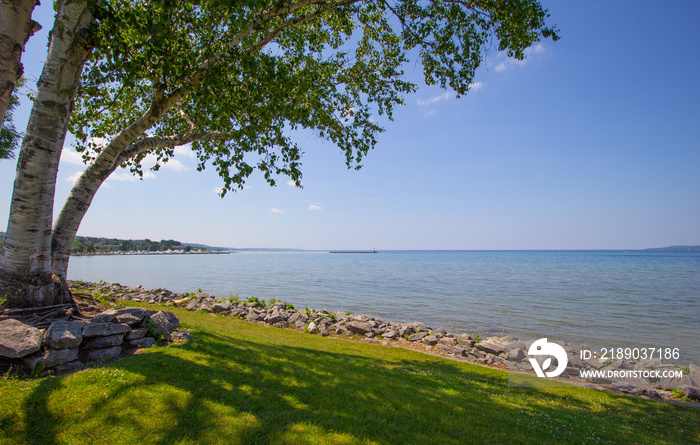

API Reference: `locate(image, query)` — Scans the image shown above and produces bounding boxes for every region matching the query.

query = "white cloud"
[270,208,285,214]
[60,148,85,165]
[174,144,196,158]
[492,43,549,73]
[417,91,455,106]
[469,82,484,92]
[163,159,187,172]
[213,187,224,195]
[308,204,322,211]
[65,171,83,184]
[286,180,296,187]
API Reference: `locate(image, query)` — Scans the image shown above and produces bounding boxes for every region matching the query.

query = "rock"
[0,319,44,358]
[422,335,439,346]
[129,337,157,349]
[54,360,86,374]
[82,322,131,338]
[115,307,151,324]
[408,332,429,342]
[44,321,85,350]
[412,322,428,333]
[347,321,374,335]
[83,334,124,349]
[398,325,414,337]
[438,337,457,348]
[23,347,79,370]
[307,322,319,334]
[288,311,309,324]
[646,389,660,399]
[507,347,526,361]
[173,297,190,306]
[126,327,148,340]
[171,330,193,341]
[381,331,397,340]
[186,301,199,311]
[90,310,117,324]
[682,386,700,401]
[475,337,509,355]
[212,302,233,314]
[689,364,700,386]
[433,327,448,338]
[245,313,262,322]
[150,311,179,332]
[84,346,122,362]
[265,310,284,325]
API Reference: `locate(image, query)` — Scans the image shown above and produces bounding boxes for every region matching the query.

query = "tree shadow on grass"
[20,326,700,445]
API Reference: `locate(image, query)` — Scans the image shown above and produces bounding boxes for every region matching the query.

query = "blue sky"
[1,1,699,250]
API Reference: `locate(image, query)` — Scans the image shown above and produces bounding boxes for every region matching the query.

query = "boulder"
[150,311,179,332]
[23,347,79,370]
[265,310,284,325]
[44,321,85,350]
[347,321,374,335]
[408,332,429,342]
[412,322,428,333]
[171,330,193,341]
[422,335,439,346]
[115,307,151,324]
[84,346,122,362]
[129,337,157,349]
[90,310,117,324]
[382,331,397,340]
[212,302,233,314]
[186,301,200,311]
[126,327,148,340]
[433,327,448,338]
[288,311,309,324]
[438,337,458,348]
[83,334,124,349]
[0,319,43,358]
[82,322,131,338]
[307,322,319,334]
[475,337,509,355]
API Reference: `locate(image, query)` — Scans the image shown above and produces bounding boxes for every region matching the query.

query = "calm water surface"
[68,250,700,363]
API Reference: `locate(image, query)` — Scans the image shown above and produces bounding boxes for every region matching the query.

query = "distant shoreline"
[70,250,232,257]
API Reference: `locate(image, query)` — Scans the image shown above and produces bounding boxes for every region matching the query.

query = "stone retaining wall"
[0,306,184,374]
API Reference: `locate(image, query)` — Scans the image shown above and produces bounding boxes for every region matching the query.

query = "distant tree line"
[70,236,204,254]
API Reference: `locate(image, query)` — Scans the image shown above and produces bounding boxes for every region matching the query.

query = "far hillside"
[70,236,207,254]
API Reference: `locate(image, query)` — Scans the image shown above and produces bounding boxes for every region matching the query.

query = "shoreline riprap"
[25,280,700,403]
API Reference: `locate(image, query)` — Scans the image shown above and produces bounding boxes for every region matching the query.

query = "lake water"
[68,250,700,364]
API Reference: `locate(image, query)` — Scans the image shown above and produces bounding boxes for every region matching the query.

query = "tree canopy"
[71,0,558,193]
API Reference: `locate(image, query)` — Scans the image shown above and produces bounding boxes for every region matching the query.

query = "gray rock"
[433,327,447,338]
[171,330,193,341]
[245,313,262,322]
[54,360,86,374]
[265,310,284,325]
[646,389,660,399]
[507,347,526,361]
[0,319,44,358]
[84,346,122,362]
[408,332,429,342]
[186,301,199,311]
[438,337,458,348]
[347,321,374,335]
[129,337,157,349]
[422,335,439,346]
[475,337,509,355]
[307,322,319,334]
[90,310,117,324]
[23,347,79,370]
[412,322,428,333]
[382,331,397,340]
[126,327,148,340]
[682,386,700,401]
[150,311,179,332]
[82,322,131,338]
[288,311,309,324]
[398,325,414,337]
[45,321,85,350]
[83,334,124,349]
[212,302,233,314]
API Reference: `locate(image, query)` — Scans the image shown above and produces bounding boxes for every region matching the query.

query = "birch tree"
[0,0,41,122]
[1,0,558,308]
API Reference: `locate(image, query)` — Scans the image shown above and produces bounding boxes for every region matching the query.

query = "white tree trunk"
[0,0,40,122]
[0,0,94,307]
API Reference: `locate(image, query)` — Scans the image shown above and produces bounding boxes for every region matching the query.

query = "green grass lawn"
[1,306,698,444]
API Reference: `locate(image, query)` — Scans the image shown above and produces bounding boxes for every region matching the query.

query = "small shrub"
[671,388,691,402]
[345,311,354,316]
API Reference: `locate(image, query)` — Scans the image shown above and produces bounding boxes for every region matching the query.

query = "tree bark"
[0,0,41,123]
[0,0,94,308]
